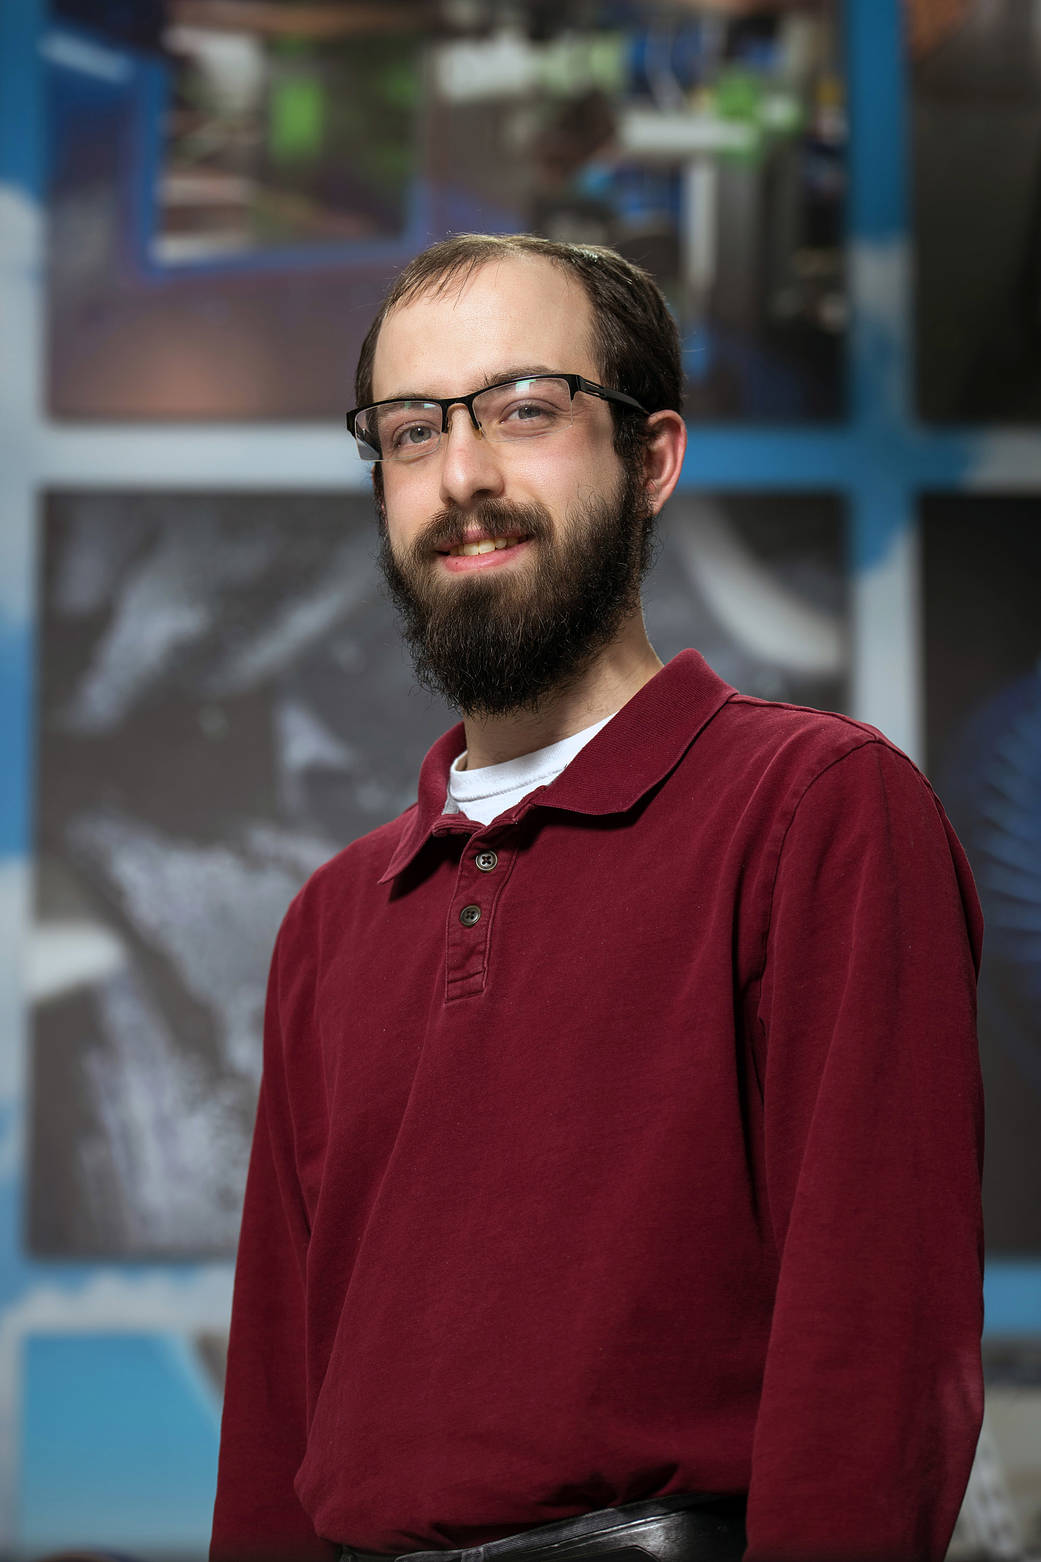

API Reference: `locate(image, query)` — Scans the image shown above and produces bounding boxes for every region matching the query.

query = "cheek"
[380,472,429,537]
[509,447,602,507]
[559,452,623,510]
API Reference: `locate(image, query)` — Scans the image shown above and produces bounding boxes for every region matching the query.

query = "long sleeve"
[211,922,337,1562]
[746,740,984,1562]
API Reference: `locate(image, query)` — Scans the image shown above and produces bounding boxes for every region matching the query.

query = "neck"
[459,615,663,770]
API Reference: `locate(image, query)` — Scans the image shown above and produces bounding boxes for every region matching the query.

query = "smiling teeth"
[451,537,519,556]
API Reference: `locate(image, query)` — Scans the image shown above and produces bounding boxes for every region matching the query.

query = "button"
[459,904,482,927]
[474,850,498,872]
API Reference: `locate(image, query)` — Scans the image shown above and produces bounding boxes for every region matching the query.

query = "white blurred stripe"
[38,28,133,83]
[27,920,127,1003]
[34,423,373,489]
[850,512,921,763]
[671,502,845,677]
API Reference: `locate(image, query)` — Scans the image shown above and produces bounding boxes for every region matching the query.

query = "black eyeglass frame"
[345,373,650,462]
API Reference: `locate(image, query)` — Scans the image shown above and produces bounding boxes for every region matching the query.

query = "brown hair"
[354,233,682,463]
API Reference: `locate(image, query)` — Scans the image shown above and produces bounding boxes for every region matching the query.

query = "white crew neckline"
[444,713,615,823]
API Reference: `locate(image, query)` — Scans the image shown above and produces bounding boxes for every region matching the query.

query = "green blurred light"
[270,76,325,163]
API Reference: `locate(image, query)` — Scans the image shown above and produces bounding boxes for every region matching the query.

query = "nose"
[437,403,505,509]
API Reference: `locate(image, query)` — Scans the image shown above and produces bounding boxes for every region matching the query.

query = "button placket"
[445,835,516,1001]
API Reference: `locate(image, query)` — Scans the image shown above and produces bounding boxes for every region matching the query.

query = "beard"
[377,460,656,717]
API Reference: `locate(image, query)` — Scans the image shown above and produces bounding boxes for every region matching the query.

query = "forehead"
[371,255,598,400]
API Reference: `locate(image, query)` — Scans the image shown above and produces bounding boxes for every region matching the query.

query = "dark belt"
[340,1493,747,1562]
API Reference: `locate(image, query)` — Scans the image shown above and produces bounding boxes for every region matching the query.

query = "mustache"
[404,500,553,562]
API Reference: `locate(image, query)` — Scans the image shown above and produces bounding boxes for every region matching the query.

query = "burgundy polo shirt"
[212,651,984,1562]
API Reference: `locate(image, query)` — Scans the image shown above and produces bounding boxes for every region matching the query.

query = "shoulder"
[702,689,928,813]
[721,690,894,766]
[685,692,966,896]
[714,697,974,920]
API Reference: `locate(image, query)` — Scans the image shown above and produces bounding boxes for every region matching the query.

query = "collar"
[378,650,736,883]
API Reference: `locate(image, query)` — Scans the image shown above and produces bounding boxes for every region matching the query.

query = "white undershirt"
[444,713,615,827]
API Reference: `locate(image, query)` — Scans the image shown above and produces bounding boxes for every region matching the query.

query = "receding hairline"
[392,245,583,306]
[370,250,600,391]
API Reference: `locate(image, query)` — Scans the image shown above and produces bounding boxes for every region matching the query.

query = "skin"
[371,255,687,769]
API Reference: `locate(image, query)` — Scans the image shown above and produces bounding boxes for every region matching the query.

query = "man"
[211,235,984,1562]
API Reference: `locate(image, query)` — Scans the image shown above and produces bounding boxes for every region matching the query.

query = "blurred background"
[1,0,1040,1555]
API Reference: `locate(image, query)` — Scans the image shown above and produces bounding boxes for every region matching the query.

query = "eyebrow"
[378,365,560,403]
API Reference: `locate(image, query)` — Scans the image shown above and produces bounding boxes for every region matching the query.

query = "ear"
[640,410,686,514]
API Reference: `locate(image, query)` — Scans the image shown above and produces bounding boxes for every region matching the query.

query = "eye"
[392,421,438,448]
[506,399,553,422]
[378,408,441,457]
[495,396,568,433]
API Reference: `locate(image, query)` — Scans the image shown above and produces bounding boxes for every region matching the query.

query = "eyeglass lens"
[357,376,576,463]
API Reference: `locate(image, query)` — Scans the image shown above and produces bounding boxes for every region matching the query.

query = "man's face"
[371,256,653,716]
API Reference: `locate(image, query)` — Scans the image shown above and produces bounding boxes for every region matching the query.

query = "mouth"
[435,532,533,574]
[442,535,527,558]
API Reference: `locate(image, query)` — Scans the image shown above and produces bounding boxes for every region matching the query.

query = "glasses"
[346,373,648,464]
